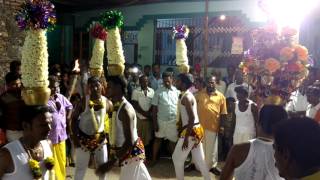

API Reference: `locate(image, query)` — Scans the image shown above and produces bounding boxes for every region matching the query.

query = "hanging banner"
[231,36,243,54]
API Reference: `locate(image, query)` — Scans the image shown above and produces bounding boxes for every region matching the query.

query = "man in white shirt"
[286,87,308,118]
[212,71,226,94]
[149,64,163,91]
[306,85,320,123]
[225,70,252,99]
[132,75,155,155]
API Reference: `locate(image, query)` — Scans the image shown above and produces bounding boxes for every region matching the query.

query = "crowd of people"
[0,60,320,180]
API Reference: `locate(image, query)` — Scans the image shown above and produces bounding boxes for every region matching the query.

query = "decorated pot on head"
[15,0,56,105]
[174,25,190,74]
[88,22,107,78]
[99,10,125,77]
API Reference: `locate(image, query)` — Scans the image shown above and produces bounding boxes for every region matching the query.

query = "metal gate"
[155,16,251,68]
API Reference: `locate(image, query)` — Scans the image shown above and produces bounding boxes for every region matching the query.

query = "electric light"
[259,0,319,29]
[220,15,226,21]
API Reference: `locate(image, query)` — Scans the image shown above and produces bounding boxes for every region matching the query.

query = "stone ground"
[66,158,220,180]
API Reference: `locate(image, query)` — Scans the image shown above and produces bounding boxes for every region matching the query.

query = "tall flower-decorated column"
[15,0,56,105]
[89,23,107,77]
[240,25,310,106]
[100,10,125,76]
[174,25,190,74]
[15,1,56,179]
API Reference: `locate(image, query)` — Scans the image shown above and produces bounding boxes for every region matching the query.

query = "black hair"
[274,117,320,172]
[165,67,174,73]
[195,77,206,87]
[9,60,21,72]
[189,68,194,74]
[144,65,151,69]
[307,84,320,96]
[21,105,51,124]
[87,76,101,85]
[139,74,148,80]
[259,105,287,135]
[5,72,20,84]
[106,76,127,95]
[152,63,160,68]
[178,73,193,89]
[234,85,249,96]
[162,71,173,79]
[206,75,217,83]
[48,75,59,83]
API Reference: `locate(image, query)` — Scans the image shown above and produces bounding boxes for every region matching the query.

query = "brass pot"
[21,87,51,105]
[264,95,283,106]
[108,64,124,76]
[89,68,103,77]
[177,64,190,74]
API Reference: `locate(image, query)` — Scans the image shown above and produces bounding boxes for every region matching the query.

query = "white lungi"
[120,160,152,180]
[172,137,210,180]
[74,144,108,180]
[203,130,218,168]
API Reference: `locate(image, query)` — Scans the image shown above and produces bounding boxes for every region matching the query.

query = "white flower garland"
[176,39,188,66]
[21,29,49,88]
[107,27,125,66]
[89,38,105,69]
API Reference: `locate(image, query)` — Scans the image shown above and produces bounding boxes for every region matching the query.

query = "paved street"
[66,159,220,180]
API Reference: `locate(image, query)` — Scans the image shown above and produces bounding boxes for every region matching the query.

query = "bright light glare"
[220,15,226,21]
[263,0,319,29]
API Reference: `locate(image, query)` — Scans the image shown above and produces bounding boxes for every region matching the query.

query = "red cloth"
[0,129,6,146]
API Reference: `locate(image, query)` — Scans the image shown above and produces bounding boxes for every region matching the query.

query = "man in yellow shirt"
[196,75,227,175]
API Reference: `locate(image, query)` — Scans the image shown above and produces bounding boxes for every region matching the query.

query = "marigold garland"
[28,157,54,179]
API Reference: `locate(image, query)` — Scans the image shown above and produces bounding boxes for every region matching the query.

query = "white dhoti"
[120,160,151,180]
[74,144,108,180]
[203,130,218,169]
[172,137,211,180]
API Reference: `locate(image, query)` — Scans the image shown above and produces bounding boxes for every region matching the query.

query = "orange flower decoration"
[286,62,304,72]
[265,58,281,73]
[281,26,297,37]
[295,45,308,61]
[280,47,294,61]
